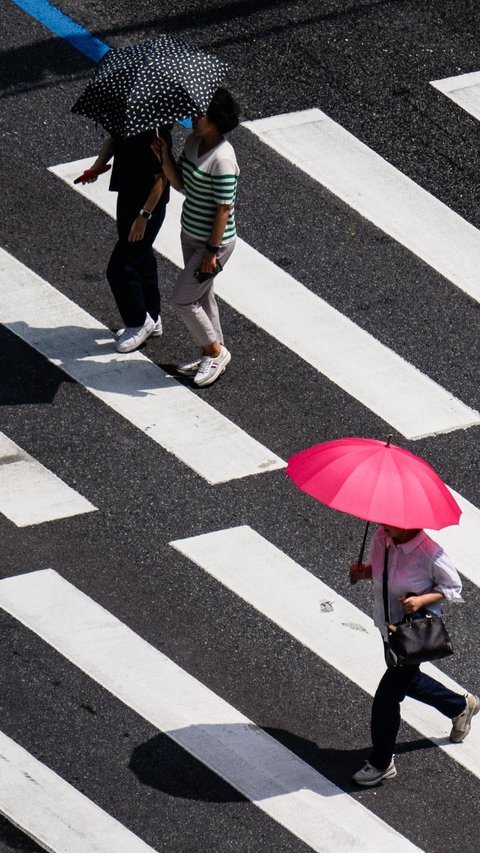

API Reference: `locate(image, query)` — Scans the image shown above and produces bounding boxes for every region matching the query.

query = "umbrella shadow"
[6,321,181,400]
[0,324,75,406]
[129,724,437,802]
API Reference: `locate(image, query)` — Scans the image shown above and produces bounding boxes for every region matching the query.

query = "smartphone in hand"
[194,260,223,283]
[74,164,111,184]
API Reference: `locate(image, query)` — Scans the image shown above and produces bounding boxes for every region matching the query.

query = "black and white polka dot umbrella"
[71,35,228,137]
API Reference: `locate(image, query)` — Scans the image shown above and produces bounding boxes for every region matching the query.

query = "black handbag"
[383,546,454,666]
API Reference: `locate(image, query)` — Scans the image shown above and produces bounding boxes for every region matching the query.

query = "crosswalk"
[0,569,421,853]
[244,109,480,305]
[50,158,480,440]
[0,247,283,485]
[3,74,480,852]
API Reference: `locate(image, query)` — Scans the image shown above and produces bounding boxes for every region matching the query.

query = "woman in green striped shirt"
[153,88,240,387]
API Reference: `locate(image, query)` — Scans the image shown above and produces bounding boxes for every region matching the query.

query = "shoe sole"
[194,352,231,387]
[353,766,397,787]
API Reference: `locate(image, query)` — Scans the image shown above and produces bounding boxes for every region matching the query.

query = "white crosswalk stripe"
[49,158,480,440]
[0,730,158,853]
[0,569,421,853]
[431,71,480,121]
[171,526,480,779]
[0,247,284,485]
[243,109,480,305]
[0,431,96,526]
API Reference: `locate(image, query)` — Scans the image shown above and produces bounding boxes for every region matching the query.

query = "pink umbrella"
[286,435,461,568]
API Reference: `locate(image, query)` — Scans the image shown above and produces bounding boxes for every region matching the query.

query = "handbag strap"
[382,546,390,624]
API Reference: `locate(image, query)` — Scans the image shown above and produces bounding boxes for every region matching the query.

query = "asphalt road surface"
[1,2,480,851]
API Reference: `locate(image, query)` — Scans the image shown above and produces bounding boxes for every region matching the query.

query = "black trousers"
[370,642,466,769]
[107,193,168,327]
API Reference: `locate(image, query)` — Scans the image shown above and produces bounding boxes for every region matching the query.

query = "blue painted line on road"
[10,0,110,62]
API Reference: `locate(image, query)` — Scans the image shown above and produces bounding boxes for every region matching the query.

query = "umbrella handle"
[350,520,370,585]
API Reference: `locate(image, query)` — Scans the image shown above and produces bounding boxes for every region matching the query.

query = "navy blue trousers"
[107,193,167,327]
[370,643,466,769]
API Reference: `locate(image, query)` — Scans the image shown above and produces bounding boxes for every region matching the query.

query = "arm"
[151,137,183,190]
[199,204,232,273]
[92,136,115,170]
[402,546,464,614]
[128,173,167,243]
[74,137,114,184]
[400,591,444,614]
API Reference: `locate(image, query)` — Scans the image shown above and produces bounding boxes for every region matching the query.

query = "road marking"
[431,71,480,122]
[0,431,96,526]
[0,730,158,853]
[0,248,283,484]
[243,109,480,305]
[49,158,480,440]
[171,525,480,779]
[0,569,420,853]
[10,0,109,62]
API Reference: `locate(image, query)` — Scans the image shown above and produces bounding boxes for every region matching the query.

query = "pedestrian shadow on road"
[0,324,74,406]
[5,321,182,400]
[129,725,438,802]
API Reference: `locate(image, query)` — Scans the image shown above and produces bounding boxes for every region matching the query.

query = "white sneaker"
[115,315,155,353]
[450,693,480,743]
[176,354,202,377]
[116,315,162,340]
[352,759,397,787]
[193,346,231,387]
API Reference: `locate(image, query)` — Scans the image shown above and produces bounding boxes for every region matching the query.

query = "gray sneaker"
[352,759,397,787]
[116,314,155,353]
[116,315,162,340]
[450,693,480,743]
[193,346,231,387]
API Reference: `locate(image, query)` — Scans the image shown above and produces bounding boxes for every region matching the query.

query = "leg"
[137,198,168,323]
[370,664,421,770]
[406,670,466,718]
[197,239,236,345]
[107,197,149,327]
[173,239,219,346]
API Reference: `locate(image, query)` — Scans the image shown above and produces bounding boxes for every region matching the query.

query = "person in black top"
[76,128,172,353]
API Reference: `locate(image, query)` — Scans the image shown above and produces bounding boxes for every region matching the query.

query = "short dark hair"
[206,88,240,134]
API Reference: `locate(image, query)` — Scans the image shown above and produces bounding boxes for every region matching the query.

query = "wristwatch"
[139,209,153,220]
[205,243,220,253]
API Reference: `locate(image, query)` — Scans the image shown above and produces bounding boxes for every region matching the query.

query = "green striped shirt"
[179,136,239,243]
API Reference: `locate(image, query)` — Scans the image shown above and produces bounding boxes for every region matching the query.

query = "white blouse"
[367,527,464,638]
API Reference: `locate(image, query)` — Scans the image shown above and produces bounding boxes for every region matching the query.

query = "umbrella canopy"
[286,437,461,530]
[71,35,228,137]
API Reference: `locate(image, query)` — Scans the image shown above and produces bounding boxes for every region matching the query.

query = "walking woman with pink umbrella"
[287,436,480,787]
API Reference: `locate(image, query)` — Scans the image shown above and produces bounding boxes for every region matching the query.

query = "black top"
[109,127,172,206]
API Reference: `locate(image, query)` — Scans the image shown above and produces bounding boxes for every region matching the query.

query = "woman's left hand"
[400,595,423,615]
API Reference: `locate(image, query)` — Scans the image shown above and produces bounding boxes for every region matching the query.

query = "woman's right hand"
[151,136,167,165]
[349,563,372,584]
